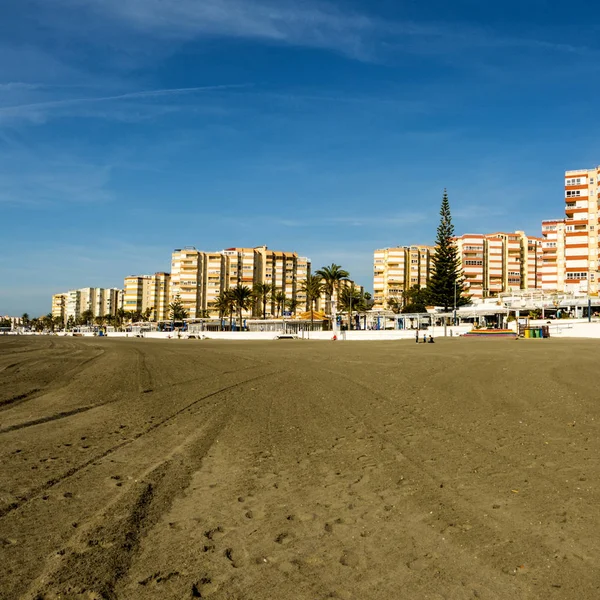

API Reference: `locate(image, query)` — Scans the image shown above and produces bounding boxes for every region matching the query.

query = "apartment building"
[373,245,434,308]
[170,248,203,319]
[375,232,543,306]
[525,236,544,291]
[123,272,171,320]
[59,287,123,321]
[51,293,68,324]
[541,220,566,292]
[170,246,311,319]
[564,167,600,294]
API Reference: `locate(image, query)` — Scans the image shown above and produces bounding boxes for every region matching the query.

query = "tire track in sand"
[0,370,278,519]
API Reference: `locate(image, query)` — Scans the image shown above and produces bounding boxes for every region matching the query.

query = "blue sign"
[283,311,292,317]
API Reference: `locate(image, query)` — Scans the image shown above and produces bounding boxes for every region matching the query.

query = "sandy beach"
[1,336,599,599]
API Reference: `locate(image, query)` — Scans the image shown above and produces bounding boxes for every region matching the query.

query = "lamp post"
[453,280,457,326]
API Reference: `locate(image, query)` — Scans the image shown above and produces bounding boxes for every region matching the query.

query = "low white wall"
[528,319,600,339]
[134,326,473,341]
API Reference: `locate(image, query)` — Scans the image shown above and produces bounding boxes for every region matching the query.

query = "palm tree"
[169,295,189,321]
[54,314,65,330]
[338,286,362,328]
[230,284,253,331]
[253,282,274,319]
[300,275,324,329]
[273,290,286,318]
[142,306,154,322]
[22,313,30,328]
[316,264,349,316]
[286,297,300,316]
[80,309,94,326]
[115,308,127,329]
[213,290,236,330]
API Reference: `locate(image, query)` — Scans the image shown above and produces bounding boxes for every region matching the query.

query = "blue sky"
[1,0,599,315]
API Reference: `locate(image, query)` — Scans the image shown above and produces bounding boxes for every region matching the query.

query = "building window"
[566,272,588,279]
[566,177,583,186]
[566,190,582,197]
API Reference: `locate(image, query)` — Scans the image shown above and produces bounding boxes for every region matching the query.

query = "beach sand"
[1,336,599,599]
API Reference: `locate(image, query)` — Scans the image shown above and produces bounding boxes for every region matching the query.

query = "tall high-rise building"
[61,287,123,321]
[375,232,543,307]
[541,220,566,292]
[51,293,68,324]
[123,273,171,320]
[170,246,311,319]
[170,248,203,319]
[373,245,435,309]
[564,167,600,293]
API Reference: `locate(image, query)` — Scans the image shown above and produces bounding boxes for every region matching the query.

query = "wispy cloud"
[58,0,381,60]
[0,83,249,124]
[52,0,600,66]
[0,82,45,91]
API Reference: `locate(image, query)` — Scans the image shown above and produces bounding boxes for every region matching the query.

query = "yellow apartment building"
[123,273,171,320]
[373,245,434,309]
[51,293,68,324]
[170,248,203,319]
[170,246,311,319]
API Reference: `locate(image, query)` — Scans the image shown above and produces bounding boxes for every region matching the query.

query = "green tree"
[427,190,469,311]
[79,309,94,326]
[129,310,143,323]
[300,275,324,329]
[22,313,30,328]
[401,285,429,313]
[213,290,236,330]
[230,284,253,331]
[169,295,189,321]
[115,308,127,329]
[273,290,286,318]
[316,264,349,315]
[338,286,363,328]
[142,306,154,322]
[286,297,300,316]
[43,313,55,331]
[253,282,274,319]
[387,297,402,314]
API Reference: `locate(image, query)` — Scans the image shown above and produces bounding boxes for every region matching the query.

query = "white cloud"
[0,83,249,124]
[60,0,380,60]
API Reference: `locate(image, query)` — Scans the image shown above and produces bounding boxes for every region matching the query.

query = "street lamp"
[453,280,457,326]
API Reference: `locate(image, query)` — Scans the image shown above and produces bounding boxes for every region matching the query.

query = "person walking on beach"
[415,329,419,344]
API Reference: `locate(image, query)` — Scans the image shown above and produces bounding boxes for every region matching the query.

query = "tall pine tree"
[427,190,469,310]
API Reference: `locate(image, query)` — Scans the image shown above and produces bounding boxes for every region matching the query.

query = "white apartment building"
[60,287,123,321]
